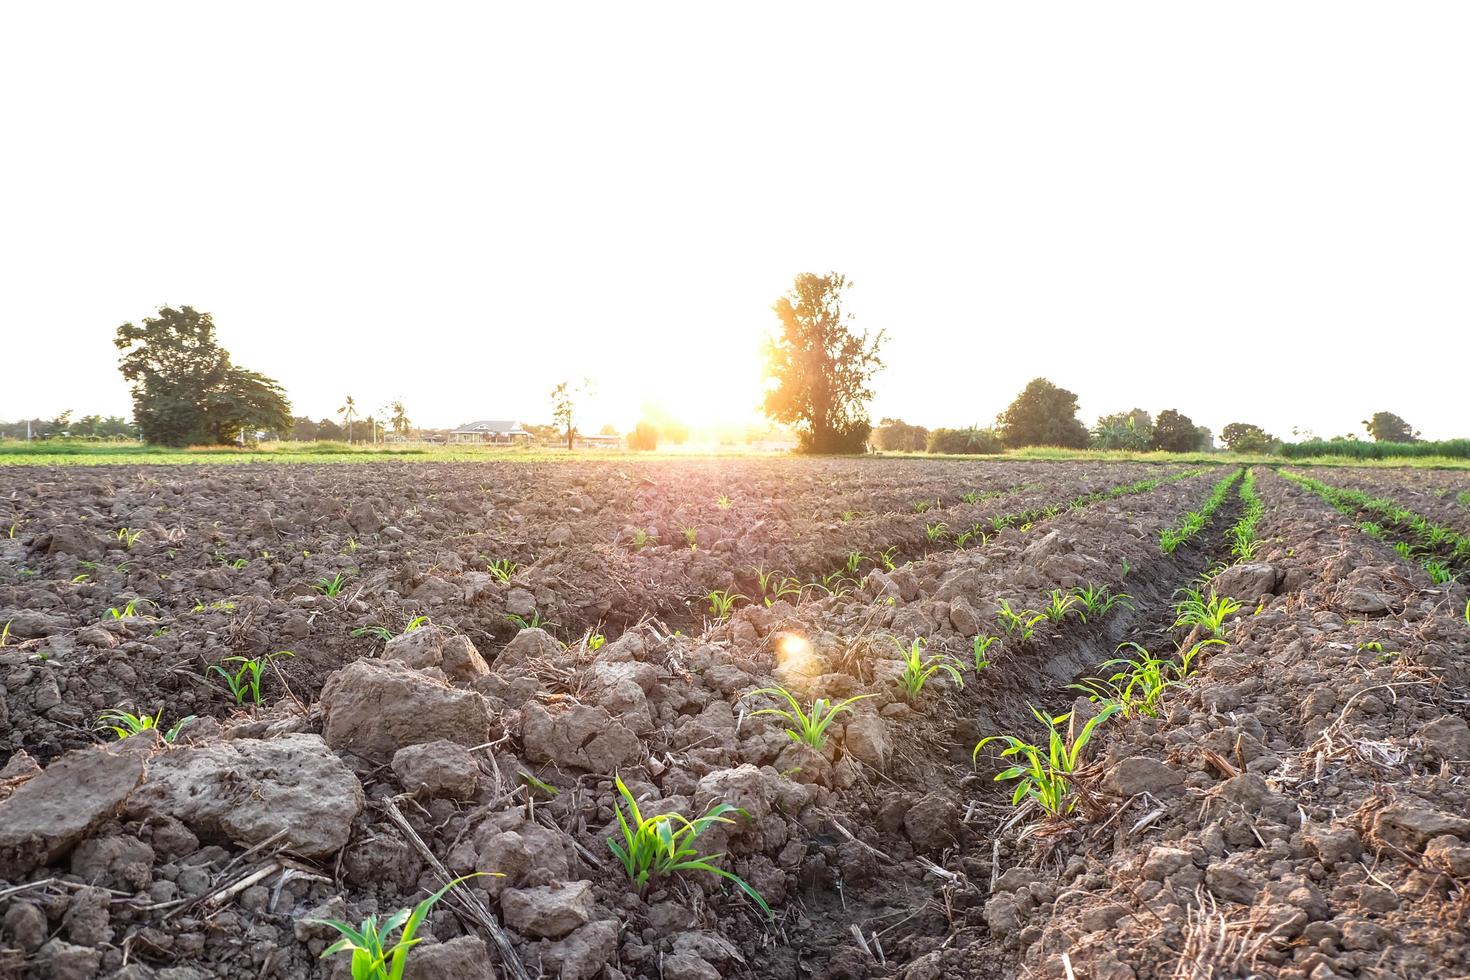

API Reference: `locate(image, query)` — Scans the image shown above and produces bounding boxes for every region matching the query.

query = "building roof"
[452,419,531,434]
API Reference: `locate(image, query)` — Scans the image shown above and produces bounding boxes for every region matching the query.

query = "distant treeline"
[1281,439,1470,460]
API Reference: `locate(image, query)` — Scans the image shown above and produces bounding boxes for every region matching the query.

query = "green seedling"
[743,687,875,750]
[996,600,1046,641]
[972,634,998,671]
[607,774,770,916]
[0,620,11,647]
[345,537,360,553]
[352,625,395,643]
[72,574,90,584]
[104,598,149,620]
[1071,584,1132,621]
[505,611,547,631]
[1040,589,1079,623]
[877,546,898,571]
[925,521,948,543]
[208,650,294,706]
[632,528,650,550]
[706,589,745,620]
[961,491,982,504]
[486,559,518,582]
[681,525,698,550]
[586,632,606,652]
[1172,588,1242,638]
[1423,559,1455,584]
[845,551,866,574]
[116,528,142,549]
[1071,643,1178,719]
[895,637,965,702]
[974,704,1120,817]
[913,499,934,514]
[96,708,194,743]
[314,573,349,598]
[841,510,857,522]
[314,875,487,980]
[716,494,732,510]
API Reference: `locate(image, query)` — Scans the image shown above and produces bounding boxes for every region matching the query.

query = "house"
[450,420,533,444]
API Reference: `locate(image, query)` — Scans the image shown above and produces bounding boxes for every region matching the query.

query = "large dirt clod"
[319,658,494,760]
[126,734,363,857]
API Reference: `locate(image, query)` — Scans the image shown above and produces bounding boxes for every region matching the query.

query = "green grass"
[10,438,1470,468]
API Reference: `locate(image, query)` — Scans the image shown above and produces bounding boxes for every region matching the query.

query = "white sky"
[2,4,1466,439]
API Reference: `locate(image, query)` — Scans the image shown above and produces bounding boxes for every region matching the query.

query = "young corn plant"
[716,494,732,510]
[895,637,965,702]
[1040,589,1079,623]
[1424,559,1455,585]
[116,527,142,549]
[925,521,949,543]
[973,703,1120,817]
[208,651,294,706]
[742,687,875,750]
[845,551,866,574]
[706,589,745,621]
[1070,643,1177,719]
[96,708,194,743]
[314,875,485,980]
[1227,468,1265,562]
[1172,588,1242,638]
[996,600,1046,641]
[877,546,898,571]
[0,620,11,647]
[607,774,770,916]
[314,573,349,598]
[505,611,548,630]
[1071,585,1132,622]
[632,528,650,550]
[486,559,518,583]
[681,526,699,551]
[1160,468,1242,554]
[972,635,998,671]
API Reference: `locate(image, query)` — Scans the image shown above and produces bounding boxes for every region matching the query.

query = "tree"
[115,306,292,446]
[1091,409,1153,451]
[390,401,411,438]
[996,378,1088,449]
[1362,411,1418,443]
[200,369,291,442]
[1221,422,1276,453]
[338,396,359,443]
[551,382,576,450]
[763,272,885,454]
[875,418,930,452]
[1149,409,1204,453]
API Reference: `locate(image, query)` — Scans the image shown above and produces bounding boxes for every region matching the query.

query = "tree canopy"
[763,273,885,454]
[996,378,1089,449]
[1221,422,1276,453]
[874,418,929,452]
[115,306,291,446]
[1149,409,1206,452]
[1362,411,1418,443]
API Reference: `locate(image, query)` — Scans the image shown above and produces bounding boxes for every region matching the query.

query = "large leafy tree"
[996,378,1089,449]
[1150,409,1204,452]
[1362,411,1418,443]
[763,273,885,454]
[115,306,291,446]
[1221,422,1276,453]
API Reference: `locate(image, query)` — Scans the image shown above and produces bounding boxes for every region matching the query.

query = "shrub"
[926,427,1004,455]
[627,420,659,451]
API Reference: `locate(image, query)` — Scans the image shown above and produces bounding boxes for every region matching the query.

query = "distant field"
[3,439,1470,469]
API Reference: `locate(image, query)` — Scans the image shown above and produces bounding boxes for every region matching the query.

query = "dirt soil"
[0,459,1465,980]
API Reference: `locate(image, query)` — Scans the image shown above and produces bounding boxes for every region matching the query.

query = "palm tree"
[338,396,358,444]
[390,400,410,438]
